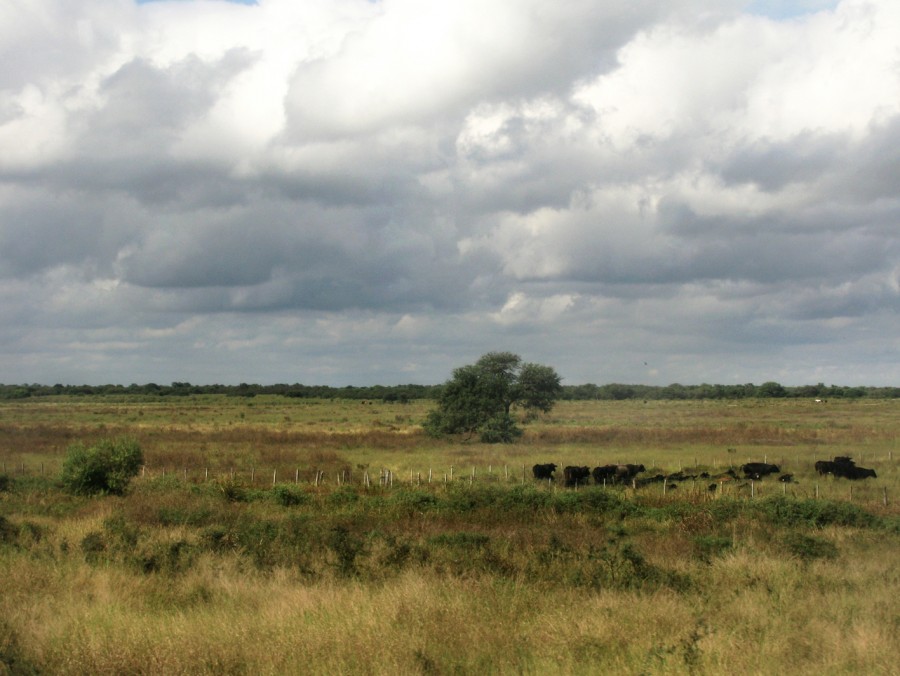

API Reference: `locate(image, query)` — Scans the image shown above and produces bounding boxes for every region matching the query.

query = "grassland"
[1,396,898,674]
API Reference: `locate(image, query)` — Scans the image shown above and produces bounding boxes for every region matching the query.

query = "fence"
[3,458,893,508]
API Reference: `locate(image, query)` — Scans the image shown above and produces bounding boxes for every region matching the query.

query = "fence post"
[205,468,209,482]
[295,468,299,484]
[273,469,277,486]
[450,466,454,482]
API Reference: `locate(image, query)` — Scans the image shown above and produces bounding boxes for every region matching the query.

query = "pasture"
[1,396,898,674]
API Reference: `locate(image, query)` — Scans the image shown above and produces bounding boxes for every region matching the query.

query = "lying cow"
[836,464,877,480]
[564,465,591,487]
[741,462,780,480]
[532,463,557,481]
[815,456,876,479]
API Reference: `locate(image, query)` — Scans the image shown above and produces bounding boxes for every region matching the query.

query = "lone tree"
[424,351,562,442]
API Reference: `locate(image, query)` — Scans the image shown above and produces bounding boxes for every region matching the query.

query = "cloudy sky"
[1,0,898,387]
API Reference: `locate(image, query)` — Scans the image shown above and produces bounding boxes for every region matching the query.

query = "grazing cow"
[741,462,780,479]
[564,466,591,487]
[592,465,618,484]
[778,473,794,483]
[532,463,557,481]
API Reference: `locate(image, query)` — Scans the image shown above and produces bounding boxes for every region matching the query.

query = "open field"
[1,397,899,674]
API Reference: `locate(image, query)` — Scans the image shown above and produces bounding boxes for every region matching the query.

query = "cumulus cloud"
[0,0,898,386]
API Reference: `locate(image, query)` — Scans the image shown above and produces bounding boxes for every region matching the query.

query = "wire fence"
[3,457,893,507]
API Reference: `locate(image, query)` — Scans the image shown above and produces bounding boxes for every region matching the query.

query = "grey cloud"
[718,132,847,190]
[0,188,138,279]
[1,0,899,387]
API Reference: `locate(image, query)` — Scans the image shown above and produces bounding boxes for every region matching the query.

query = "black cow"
[615,463,646,484]
[532,463,557,481]
[592,465,618,484]
[741,462,780,479]
[814,460,835,475]
[814,457,876,479]
[839,465,877,480]
[778,473,794,483]
[564,466,591,487]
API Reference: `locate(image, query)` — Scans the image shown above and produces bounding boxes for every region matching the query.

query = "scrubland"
[1,396,898,674]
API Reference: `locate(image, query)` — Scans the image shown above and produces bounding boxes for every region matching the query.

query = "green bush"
[272,485,309,507]
[59,437,143,496]
[781,532,839,561]
[754,496,880,529]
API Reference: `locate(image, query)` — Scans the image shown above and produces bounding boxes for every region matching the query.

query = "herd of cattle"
[532,455,878,489]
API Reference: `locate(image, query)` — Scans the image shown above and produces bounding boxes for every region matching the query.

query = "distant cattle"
[741,462,780,480]
[634,474,665,488]
[564,466,591,487]
[615,464,646,483]
[815,456,876,480]
[592,465,618,484]
[778,473,794,483]
[814,460,834,475]
[840,465,877,480]
[532,463,557,481]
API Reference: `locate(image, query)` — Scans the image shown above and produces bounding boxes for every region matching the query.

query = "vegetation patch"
[59,437,143,495]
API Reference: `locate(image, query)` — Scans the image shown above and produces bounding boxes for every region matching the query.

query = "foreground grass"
[2,473,899,674]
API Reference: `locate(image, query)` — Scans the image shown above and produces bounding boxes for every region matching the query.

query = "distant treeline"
[1,381,899,401]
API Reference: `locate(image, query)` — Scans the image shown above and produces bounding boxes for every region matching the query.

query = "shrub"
[693,535,733,563]
[327,525,365,577]
[59,437,143,496]
[755,496,880,529]
[272,485,309,507]
[0,516,17,544]
[781,532,839,561]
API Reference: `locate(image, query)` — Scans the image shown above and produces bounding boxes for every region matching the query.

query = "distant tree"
[424,352,562,443]
[757,381,787,398]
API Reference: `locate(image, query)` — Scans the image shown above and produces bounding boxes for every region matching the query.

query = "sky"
[1,0,898,388]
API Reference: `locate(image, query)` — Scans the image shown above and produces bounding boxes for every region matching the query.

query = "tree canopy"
[424,352,562,442]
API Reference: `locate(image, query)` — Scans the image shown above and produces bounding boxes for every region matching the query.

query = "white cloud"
[0,0,898,386]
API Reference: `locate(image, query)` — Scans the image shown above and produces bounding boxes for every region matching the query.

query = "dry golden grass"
[2,396,899,674]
